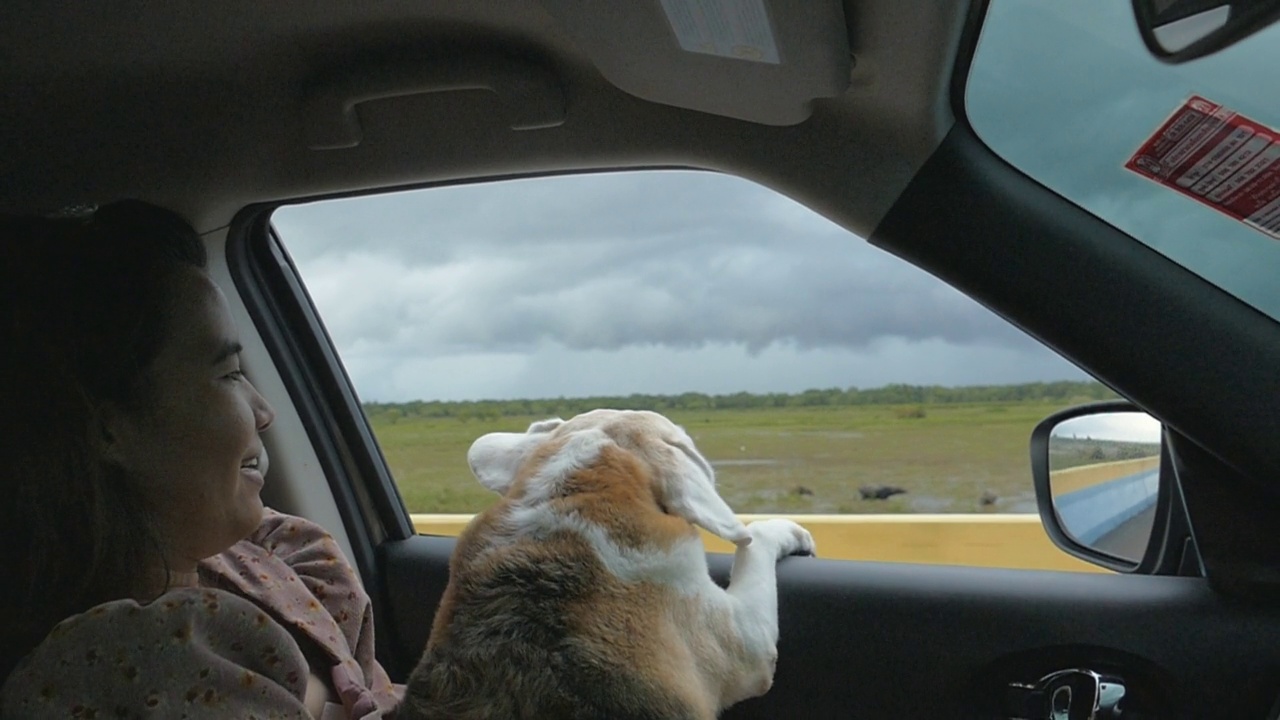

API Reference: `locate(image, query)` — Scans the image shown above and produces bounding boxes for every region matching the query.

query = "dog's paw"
[746,519,816,560]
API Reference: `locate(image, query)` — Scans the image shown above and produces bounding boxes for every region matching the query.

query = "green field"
[1048,437,1161,472]
[371,401,1078,515]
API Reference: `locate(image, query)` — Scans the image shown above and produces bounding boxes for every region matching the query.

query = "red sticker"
[1125,95,1280,240]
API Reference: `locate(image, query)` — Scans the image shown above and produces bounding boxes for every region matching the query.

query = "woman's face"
[106,266,276,570]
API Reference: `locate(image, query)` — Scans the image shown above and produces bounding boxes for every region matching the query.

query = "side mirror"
[1132,0,1280,63]
[1031,401,1165,572]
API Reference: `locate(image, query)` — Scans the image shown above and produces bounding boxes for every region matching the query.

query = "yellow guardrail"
[411,513,1107,573]
[1051,456,1160,496]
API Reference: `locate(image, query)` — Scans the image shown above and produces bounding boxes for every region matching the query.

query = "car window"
[967,0,1280,325]
[272,170,1114,571]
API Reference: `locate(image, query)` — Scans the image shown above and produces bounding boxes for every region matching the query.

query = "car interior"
[6,0,1280,717]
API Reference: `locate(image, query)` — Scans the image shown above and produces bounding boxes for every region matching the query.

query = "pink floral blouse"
[0,509,404,719]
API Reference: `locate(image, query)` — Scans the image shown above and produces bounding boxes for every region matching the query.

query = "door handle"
[1005,668,1128,719]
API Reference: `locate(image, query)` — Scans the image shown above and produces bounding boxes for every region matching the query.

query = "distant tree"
[362,380,1119,421]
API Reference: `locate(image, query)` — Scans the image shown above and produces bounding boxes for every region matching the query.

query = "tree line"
[362,380,1117,424]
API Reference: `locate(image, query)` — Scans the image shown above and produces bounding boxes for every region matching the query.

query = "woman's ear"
[95,405,122,460]
[95,401,139,468]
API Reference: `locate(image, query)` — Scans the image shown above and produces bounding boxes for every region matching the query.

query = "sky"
[1052,413,1162,445]
[269,2,1280,404]
[273,171,1087,402]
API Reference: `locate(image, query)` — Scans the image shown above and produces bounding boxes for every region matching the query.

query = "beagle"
[399,409,816,720]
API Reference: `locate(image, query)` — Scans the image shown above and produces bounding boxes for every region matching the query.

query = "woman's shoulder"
[239,508,356,572]
[248,507,340,549]
[204,509,403,716]
[202,509,393,694]
[0,588,312,718]
[213,508,368,607]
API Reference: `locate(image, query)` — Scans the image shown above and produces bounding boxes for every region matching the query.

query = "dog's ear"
[468,418,564,494]
[656,434,752,547]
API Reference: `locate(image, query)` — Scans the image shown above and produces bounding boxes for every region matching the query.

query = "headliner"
[0,0,968,234]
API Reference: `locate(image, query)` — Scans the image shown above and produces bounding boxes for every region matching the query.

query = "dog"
[398,408,816,720]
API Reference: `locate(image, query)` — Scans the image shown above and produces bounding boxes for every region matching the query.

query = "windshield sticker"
[1126,95,1280,240]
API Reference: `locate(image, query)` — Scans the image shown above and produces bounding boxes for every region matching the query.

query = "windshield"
[967,1,1280,323]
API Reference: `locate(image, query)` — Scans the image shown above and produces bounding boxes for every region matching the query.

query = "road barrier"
[1051,456,1161,547]
[1055,470,1159,545]
[411,513,1108,573]
[1050,456,1159,495]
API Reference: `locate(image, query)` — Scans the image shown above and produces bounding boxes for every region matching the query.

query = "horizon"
[359,378,1113,409]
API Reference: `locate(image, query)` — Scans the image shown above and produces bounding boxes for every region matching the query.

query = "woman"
[0,201,402,718]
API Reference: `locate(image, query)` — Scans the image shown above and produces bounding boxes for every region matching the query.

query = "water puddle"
[711,459,781,467]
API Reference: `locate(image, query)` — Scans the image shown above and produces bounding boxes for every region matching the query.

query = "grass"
[372,401,1078,515]
[1048,437,1161,471]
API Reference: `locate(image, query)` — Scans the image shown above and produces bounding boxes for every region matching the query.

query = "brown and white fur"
[398,409,816,720]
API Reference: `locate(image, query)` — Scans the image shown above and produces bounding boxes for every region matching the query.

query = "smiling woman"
[0,202,401,716]
[102,263,277,570]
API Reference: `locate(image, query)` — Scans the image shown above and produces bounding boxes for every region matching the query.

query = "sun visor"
[539,0,851,126]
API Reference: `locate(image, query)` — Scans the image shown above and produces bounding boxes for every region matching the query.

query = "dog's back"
[399,409,806,720]
[401,441,717,720]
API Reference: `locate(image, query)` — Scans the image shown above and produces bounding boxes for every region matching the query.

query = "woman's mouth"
[240,451,268,487]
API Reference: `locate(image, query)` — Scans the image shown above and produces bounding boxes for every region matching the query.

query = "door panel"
[380,535,1280,718]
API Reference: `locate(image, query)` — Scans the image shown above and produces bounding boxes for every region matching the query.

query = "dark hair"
[0,200,208,682]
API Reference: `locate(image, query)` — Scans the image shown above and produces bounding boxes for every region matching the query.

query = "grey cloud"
[276,173,1032,361]
[281,172,800,267]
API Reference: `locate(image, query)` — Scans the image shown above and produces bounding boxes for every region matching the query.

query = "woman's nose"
[250,383,276,431]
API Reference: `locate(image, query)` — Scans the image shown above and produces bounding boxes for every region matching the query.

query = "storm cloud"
[272,169,1079,402]
[279,172,1027,358]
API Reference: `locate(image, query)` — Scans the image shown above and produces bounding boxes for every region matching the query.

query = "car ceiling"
[0,0,967,236]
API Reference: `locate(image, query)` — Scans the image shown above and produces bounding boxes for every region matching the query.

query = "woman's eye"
[224,369,246,381]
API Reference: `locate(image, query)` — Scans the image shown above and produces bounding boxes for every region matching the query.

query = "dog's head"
[467,409,751,546]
